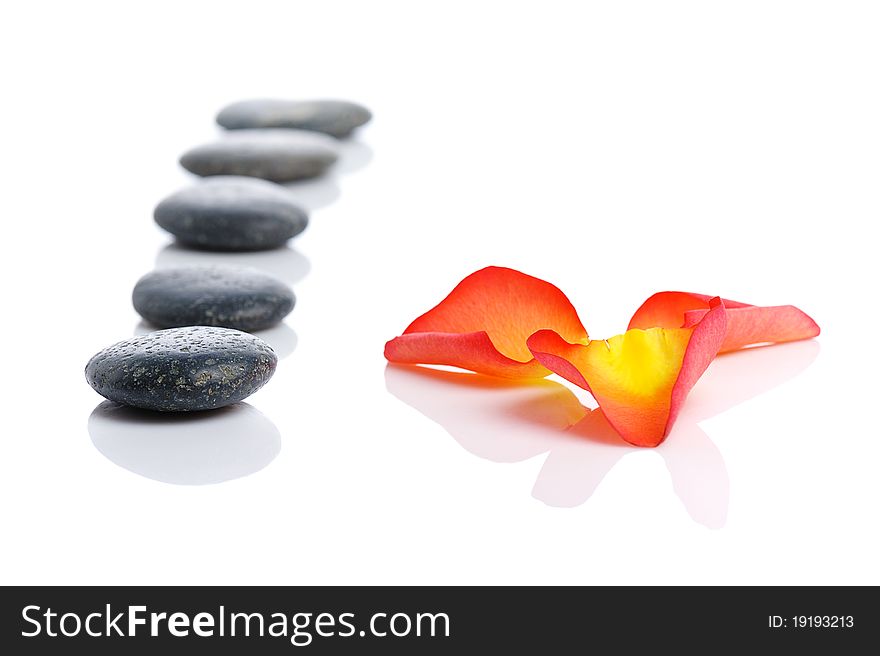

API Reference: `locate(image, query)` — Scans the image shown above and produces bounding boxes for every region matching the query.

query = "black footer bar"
[1,586,874,653]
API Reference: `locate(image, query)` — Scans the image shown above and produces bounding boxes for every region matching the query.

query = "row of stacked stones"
[85,100,371,411]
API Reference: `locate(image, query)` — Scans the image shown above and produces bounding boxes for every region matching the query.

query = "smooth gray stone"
[85,327,277,412]
[179,130,339,183]
[154,176,308,251]
[132,266,295,331]
[217,99,372,138]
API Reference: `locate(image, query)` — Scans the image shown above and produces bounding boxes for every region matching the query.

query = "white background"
[1,1,878,585]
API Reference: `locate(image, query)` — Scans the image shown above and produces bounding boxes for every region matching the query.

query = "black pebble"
[179,129,339,182]
[217,99,372,138]
[154,176,308,251]
[133,266,295,332]
[85,327,277,412]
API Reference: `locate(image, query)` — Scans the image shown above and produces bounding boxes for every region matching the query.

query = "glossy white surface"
[2,1,878,585]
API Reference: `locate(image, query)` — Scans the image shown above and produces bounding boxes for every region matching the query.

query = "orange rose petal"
[528,298,728,447]
[683,304,820,352]
[629,291,819,353]
[628,292,749,329]
[384,267,588,379]
[384,331,552,379]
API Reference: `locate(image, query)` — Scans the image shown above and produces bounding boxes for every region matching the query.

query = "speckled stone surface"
[179,130,339,182]
[216,99,372,138]
[85,327,277,412]
[154,176,308,251]
[132,266,295,331]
